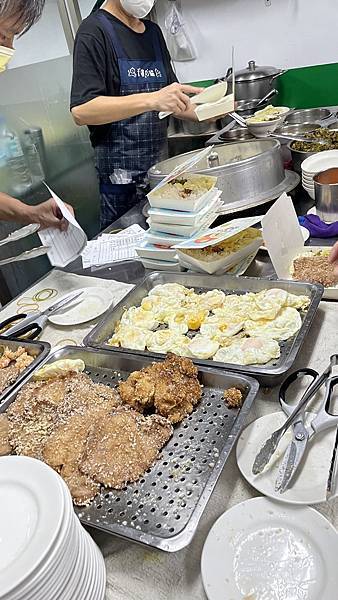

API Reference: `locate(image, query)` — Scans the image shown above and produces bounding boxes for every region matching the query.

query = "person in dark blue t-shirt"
[70,0,203,229]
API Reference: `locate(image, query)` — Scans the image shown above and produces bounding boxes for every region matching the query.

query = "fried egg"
[149,283,190,299]
[200,315,244,343]
[285,293,310,310]
[213,337,280,365]
[147,329,182,354]
[214,294,254,320]
[244,307,302,341]
[167,335,192,357]
[188,335,219,359]
[120,306,158,330]
[111,325,151,351]
[167,311,189,335]
[198,289,226,310]
[248,288,288,321]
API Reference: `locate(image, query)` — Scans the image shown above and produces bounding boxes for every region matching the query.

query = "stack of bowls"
[301,150,338,199]
[0,456,106,600]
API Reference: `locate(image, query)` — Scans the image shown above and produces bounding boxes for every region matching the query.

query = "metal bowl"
[235,98,270,117]
[286,108,332,124]
[328,121,338,131]
[149,140,299,213]
[275,123,321,137]
[287,143,318,173]
[219,127,254,143]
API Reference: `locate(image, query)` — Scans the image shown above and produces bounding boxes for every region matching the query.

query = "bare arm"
[71,83,203,126]
[0,193,74,230]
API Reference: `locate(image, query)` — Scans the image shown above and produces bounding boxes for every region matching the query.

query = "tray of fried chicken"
[0,346,258,551]
[0,336,50,404]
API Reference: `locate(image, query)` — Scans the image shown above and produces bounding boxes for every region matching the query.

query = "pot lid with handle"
[148,139,280,177]
[227,60,283,81]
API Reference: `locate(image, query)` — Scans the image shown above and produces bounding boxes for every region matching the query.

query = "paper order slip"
[38,184,87,268]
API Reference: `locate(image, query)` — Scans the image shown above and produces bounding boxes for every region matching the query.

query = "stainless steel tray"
[0,336,50,404]
[1,346,259,552]
[84,272,323,386]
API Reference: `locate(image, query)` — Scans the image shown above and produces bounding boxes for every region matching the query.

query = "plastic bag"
[164,3,197,62]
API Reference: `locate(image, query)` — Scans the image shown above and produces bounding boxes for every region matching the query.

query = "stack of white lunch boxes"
[136,147,224,271]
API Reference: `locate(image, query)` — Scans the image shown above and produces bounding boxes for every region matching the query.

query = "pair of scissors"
[252,355,338,481]
[0,290,84,340]
[275,367,338,493]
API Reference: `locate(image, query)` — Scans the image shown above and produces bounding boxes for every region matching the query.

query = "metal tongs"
[252,355,338,495]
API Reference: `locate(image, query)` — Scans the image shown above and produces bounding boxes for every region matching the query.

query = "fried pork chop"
[118,353,202,423]
[0,363,20,395]
[80,407,173,488]
[0,414,12,456]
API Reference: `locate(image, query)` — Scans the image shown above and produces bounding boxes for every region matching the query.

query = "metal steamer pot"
[148,140,299,214]
[226,60,285,101]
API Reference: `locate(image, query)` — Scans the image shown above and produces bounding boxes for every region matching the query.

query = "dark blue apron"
[95,14,169,229]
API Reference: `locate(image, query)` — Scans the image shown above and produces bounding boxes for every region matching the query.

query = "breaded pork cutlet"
[118,353,202,423]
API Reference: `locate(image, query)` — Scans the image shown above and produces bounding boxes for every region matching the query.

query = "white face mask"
[0,45,15,73]
[120,0,155,19]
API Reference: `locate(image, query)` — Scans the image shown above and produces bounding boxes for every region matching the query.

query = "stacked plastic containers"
[136,147,223,271]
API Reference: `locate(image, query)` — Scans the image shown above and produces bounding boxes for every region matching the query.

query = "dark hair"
[0,0,45,35]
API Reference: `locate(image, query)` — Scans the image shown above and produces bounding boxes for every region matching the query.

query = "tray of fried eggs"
[85,273,322,384]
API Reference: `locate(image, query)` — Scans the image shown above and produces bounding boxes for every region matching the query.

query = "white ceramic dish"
[236,411,337,505]
[201,496,338,600]
[148,184,217,213]
[246,117,284,138]
[140,257,184,272]
[301,150,338,175]
[48,287,114,326]
[177,237,262,275]
[148,190,222,226]
[0,456,65,597]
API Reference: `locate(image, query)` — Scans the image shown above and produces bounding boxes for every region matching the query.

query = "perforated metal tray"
[84,272,323,386]
[0,336,50,404]
[1,346,258,551]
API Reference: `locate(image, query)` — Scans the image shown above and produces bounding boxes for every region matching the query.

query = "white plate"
[0,456,65,597]
[201,496,338,600]
[48,287,114,326]
[236,411,337,505]
[301,149,338,174]
[0,223,40,247]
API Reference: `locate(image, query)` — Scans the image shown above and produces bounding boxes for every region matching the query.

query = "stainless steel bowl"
[314,167,338,223]
[235,98,270,117]
[149,140,299,213]
[219,127,254,143]
[275,123,321,137]
[328,121,338,131]
[286,108,332,124]
[287,143,317,173]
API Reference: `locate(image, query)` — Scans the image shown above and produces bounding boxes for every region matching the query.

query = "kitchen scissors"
[275,366,338,493]
[0,290,84,340]
[252,355,338,487]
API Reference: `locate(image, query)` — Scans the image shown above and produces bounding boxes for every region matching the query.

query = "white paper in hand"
[38,184,87,268]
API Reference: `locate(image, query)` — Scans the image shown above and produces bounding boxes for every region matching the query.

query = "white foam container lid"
[136,242,178,261]
[177,237,262,275]
[148,190,222,225]
[148,183,217,213]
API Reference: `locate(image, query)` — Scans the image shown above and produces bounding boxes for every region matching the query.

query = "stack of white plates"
[301,150,338,200]
[0,456,106,600]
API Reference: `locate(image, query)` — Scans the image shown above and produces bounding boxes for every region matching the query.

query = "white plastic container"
[147,211,218,237]
[145,230,189,247]
[177,237,262,275]
[136,242,178,262]
[148,190,222,225]
[148,175,217,212]
[140,257,184,272]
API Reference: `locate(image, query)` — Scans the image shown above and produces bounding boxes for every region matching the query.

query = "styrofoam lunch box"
[135,242,178,262]
[140,257,184,272]
[145,230,190,247]
[147,176,218,212]
[176,236,263,275]
[148,190,222,225]
[146,211,218,237]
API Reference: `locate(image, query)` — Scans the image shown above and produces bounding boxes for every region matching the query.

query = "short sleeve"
[70,32,114,108]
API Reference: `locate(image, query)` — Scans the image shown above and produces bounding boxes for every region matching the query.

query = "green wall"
[191,62,338,109]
